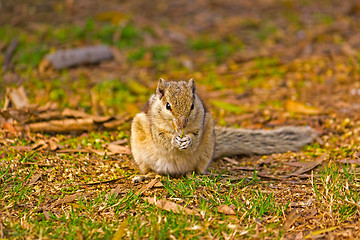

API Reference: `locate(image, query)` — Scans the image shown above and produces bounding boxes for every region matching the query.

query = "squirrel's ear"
[188,78,196,94]
[156,78,168,99]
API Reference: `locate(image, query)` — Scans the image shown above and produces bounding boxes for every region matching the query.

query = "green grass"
[312,164,360,222]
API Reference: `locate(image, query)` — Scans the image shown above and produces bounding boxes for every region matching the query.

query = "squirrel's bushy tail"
[213,126,317,159]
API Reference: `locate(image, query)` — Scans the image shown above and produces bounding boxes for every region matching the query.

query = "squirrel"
[130,78,316,180]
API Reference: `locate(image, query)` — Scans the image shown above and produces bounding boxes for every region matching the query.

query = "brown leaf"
[232,166,256,171]
[222,157,240,165]
[50,192,93,208]
[217,204,236,215]
[112,218,128,240]
[144,197,200,216]
[48,140,58,151]
[135,179,160,195]
[339,159,360,164]
[84,147,116,156]
[7,86,30,109]
[28,173,42,186]
[107,139,128,145]
[153,181,164,188]
[31,140,48,150]
[110,184,122,198]
[285,100,319,115]
[3,122,18,135]
[285,159,323,177]
[43,210,50,221]
[106,144,131,155]
[283,209,300,231]
[8,146,33,151]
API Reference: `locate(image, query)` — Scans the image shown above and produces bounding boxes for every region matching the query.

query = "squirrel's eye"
[166,102,171,111]
[190,102,194,111]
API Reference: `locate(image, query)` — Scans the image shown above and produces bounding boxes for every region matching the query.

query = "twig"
[3,38,19,72]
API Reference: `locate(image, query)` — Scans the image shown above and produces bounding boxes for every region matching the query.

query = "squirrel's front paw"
[172,135,192,150]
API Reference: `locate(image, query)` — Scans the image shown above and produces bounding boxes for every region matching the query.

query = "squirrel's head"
[155,78,197,134]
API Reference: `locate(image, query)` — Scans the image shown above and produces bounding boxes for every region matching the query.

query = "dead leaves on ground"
[285,100,320,115]
[1,86,131,156]
[145,197,201,216]
[1,86,130,134]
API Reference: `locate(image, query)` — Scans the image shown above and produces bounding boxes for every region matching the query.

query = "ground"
[1,0,360,239]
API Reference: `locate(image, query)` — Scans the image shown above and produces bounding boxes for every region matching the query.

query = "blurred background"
[1,0,360,127]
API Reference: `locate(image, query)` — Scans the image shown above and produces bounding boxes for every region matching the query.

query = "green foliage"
[211,100,246,114]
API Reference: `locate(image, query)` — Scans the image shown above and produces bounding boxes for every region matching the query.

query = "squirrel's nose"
[174,116,188,130]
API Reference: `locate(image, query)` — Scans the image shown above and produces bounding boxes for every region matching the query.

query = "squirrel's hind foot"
[132,172,160,183]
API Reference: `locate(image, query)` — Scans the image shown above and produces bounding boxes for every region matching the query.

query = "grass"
[1,146,360,239]
[1,1,360,238]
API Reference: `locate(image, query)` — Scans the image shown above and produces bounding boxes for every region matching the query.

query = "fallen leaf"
[48,140,58,151]
[110,184,122,198]
[153,181,164,188]
[3,122,18,134]
[43,210,50,221]
[217,204,236,215]
[95,11,130,25]
[285,100,319,115]
[107,139,128,145]
[283,209,300,231]
[106,144,131,155]
[7,86,30,109]
[232,166,256,171]
[84,147,115,156]
[144,197,199,216]
[135,179,160,195]
[304,226,339,239]
[32,140,48,150]
[339,159,360,164]
[112,218,128,240]
[50,192,93,208]
[222,157,240,165]
[28,173,42,186]
[66,203,87,210]
[285,155,324,177]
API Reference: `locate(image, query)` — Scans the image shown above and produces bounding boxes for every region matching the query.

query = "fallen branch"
[43,45,113,70]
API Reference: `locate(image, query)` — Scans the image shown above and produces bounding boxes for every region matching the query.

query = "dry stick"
[3,38,19,72]
[45,45,113,70]
[85,178,123,186]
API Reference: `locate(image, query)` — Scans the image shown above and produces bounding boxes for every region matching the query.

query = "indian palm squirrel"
[131,78,316,178]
